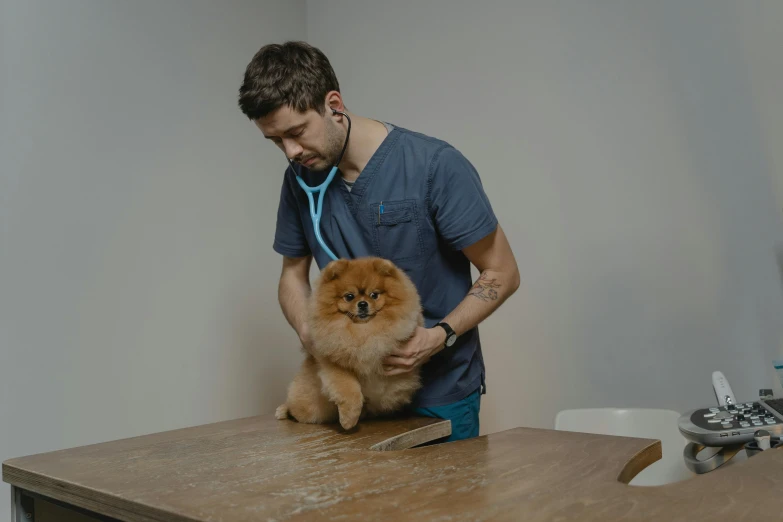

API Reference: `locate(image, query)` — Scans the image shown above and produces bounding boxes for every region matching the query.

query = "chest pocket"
[369,199,423,263]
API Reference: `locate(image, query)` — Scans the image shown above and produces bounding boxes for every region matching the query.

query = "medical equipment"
[678,372,783,448]
[745,429,782,457]
[287,108,352,262]
[774,360,783,392]
[678,371,783,474]
[712,370,735,406]
[755,429,772,450]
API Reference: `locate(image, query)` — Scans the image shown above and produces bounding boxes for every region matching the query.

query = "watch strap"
[435,322,456,344]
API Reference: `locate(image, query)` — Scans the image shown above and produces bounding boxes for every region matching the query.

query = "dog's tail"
[274,404,289,420]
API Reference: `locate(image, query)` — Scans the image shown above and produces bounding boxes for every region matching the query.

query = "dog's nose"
[358,301,368,310]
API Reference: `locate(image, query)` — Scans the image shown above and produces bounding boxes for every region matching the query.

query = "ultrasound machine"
[678,371,782,473]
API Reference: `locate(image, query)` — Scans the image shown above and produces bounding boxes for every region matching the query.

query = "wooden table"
[4,413,783,521]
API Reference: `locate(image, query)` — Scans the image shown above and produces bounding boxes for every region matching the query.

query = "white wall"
[306,0,783,434]
[1,0,305,514]
[735,2,783,218]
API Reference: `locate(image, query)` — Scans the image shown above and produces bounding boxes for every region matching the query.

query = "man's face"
[255,105,344,172]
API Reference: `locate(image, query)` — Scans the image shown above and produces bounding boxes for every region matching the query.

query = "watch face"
[445,334,456,347]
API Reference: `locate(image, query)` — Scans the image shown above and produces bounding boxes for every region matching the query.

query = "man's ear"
[373,257,397,277]
[325,91,344,116]
[323,259,349,281]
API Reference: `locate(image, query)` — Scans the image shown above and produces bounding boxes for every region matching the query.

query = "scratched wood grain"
[5,413,783,521]
[3,414,450,522]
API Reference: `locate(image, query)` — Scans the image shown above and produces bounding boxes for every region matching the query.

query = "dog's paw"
[339,412,359,430]
[338,401,363,430]
[274,404,289,420]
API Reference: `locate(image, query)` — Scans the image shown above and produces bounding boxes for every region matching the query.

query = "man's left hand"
[383,326,446,376]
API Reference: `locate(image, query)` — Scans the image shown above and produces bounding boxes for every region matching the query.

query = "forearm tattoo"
[468,272,501,301]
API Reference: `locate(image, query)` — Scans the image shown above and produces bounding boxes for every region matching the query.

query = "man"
[238,41,519,441]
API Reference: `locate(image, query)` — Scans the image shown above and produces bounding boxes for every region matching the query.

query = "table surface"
[4,413,783,521]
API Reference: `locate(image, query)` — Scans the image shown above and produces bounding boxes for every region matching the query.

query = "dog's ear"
[323,259,349,281]
[373,257,397,277]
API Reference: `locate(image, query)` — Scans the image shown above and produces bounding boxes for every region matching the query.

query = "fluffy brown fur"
[275,256,424,430]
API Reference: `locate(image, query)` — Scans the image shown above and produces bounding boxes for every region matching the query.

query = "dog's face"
[335,281,385,322]
[314,257,415,324]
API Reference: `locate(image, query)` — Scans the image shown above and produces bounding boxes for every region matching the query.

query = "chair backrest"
[554,408,695,486]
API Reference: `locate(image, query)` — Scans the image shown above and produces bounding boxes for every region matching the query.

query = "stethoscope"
[287,108,351,262]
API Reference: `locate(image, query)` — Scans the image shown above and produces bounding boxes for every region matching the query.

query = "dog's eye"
[344,294,355,302]
[370,292,379,300]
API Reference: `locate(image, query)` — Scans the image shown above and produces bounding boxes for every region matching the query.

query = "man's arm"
[278,255,314,351]
[383,224,519,375]
[437,224,520,337]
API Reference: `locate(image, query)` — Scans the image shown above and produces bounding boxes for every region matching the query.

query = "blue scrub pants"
[411,387,482,442]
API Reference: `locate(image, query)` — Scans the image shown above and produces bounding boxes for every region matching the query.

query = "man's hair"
[238,41,340,120]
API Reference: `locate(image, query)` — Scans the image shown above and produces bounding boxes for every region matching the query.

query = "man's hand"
[383,326,447,376]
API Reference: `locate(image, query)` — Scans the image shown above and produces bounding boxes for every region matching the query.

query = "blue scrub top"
[273,124,498,407]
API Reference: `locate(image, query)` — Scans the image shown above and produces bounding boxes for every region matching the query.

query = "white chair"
[554,408,696,486]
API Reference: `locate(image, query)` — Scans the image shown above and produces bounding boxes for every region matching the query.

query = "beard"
[300,119,346,172]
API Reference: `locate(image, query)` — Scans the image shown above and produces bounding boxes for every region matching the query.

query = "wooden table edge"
[616,439,663,484]
[2,417,453,522]
[369,419,452,451]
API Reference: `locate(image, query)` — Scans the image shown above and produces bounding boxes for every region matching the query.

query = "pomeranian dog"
[275,256,424,430]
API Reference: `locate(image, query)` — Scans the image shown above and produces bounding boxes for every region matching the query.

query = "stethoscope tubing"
[288,109,351,262]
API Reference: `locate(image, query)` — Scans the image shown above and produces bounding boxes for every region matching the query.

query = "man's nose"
[282,138,303,159]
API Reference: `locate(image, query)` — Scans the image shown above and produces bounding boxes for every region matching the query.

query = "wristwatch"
[435,322,457,347]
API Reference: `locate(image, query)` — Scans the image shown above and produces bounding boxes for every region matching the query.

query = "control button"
[720,433,728,437]
[709,408,720,413]
[732,432,740,436]
[737,414,746,420]
[753,421,764,426]
[721,423,732,429]
[708,419,723,423]
[704,412,717,418]
[741,422,751,428]
[766,419,776,424]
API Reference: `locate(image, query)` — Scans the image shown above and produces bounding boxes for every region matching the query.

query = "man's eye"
[344,294,355,302]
